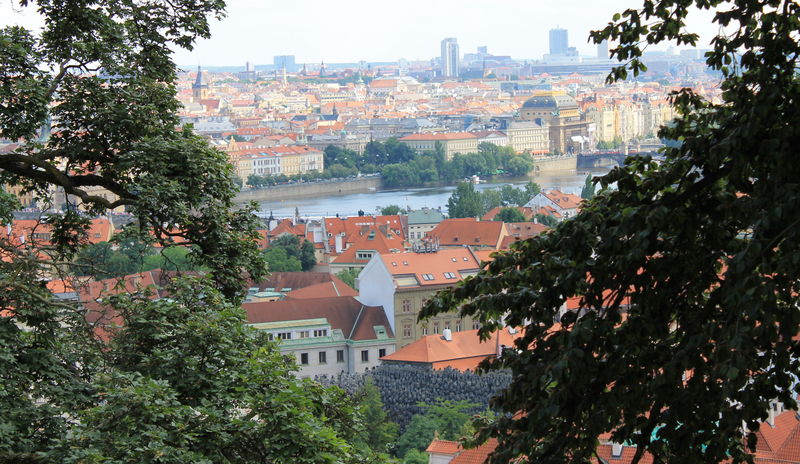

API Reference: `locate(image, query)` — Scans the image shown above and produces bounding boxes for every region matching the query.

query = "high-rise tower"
[549,28,569,56]
[440,38,460,78]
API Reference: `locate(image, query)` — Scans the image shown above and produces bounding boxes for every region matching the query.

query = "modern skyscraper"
[597,40,609,59]
[273,55,296,73]
[549,28,569,56]
[440,38,460,78]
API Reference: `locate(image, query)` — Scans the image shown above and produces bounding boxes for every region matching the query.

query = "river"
[257,166,614,218]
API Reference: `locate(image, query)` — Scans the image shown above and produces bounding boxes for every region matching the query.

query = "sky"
[1,0,719,67]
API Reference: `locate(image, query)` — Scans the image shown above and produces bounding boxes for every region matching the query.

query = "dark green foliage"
[494,207,526,223]
[422,1,800,463]
[264,235,317,272]
[51,278,361,463]
[0,0,361,461]
[0,0,266,299]
[336,268,361,290]
[379,205,404,215]
[533,213,558,228]
[380,142,528,188]
[580,173,595,200]
[596,136,624,150]
[395,400,477,459]
[447,182,484,219]
[356,378,399,455]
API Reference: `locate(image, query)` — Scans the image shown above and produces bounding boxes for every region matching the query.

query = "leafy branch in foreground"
[422,1,800,463]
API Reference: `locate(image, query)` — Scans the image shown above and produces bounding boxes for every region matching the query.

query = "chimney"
[334,233,344,254]
[611,443,623,458]
[442,328,452,341]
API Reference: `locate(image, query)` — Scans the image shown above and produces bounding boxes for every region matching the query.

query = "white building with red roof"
[524,189,584,219]
[357,248,482,348]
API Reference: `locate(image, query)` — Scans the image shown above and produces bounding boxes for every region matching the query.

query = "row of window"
[268,328,328,341]
[298,348,387,366]
[401,321,481,338]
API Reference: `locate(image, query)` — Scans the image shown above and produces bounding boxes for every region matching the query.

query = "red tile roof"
[380,248,481,288]
[426,439,461,455]
[284,277,357,299]
[381,327,522,371]
[243,296,393,341]
[427,218,505,249]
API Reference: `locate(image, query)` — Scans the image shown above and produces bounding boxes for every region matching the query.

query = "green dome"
[522,94,578,110]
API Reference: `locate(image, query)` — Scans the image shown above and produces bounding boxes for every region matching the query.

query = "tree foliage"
[356,378,399,455]
[0,1,359,461]
[422,1,800,463]
[0,0,266,299]
[494,207,526,223]
[446,182,484,219]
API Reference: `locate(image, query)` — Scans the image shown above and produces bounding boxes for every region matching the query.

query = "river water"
[257,166,614,218]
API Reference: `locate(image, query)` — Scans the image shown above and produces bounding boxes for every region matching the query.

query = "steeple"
[192,65,209,100]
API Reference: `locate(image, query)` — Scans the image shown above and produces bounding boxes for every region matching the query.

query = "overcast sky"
[2,0,719,67]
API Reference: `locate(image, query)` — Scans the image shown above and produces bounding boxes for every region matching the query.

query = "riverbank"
[234,176,382,204]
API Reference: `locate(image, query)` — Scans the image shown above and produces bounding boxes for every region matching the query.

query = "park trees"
[422,0,800,463]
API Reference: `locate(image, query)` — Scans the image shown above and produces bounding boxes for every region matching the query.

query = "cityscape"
[1,1,798,463]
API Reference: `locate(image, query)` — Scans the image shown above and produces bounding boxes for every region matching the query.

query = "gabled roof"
[243,296,393,341]
[248,272,342,293]
[284,277,357,299]
[332,225,405,265]
[381,328,522,371]
[542,189,583,210]
[427,218,505,249]
[379,248,481,288]
[426,439,461,455]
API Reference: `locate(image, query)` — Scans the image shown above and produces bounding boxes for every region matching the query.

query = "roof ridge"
[349,305,365,340]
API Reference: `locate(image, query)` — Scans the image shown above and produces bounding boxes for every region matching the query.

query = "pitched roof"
[426,439,461,455]
[247,272,342,293]
[427,218,505,249]
[284,277,357,299]
[379,248,481,288]
[331,225,405,265]
[243,296,393,341]
[542,189,583,210]
[381,327,522,371]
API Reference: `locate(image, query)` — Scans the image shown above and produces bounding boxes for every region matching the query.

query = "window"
[277,332,292,340]
[456,320,462,332]
[473,322,481,330]
[314,329,328,337]
[433,323,440,334]
[319,351,327,364]
[357,252,373,260]
[300,353,309,365]
[443,272,457,279]
[266,333,274,341]
[422,273,435,281]
[403,324,412,338]
[337,350,345,363]
[379,348,386,358]
[361,350,369,362]
[402,299,411,313]
[298,330,310,339]
[422,326,428,336]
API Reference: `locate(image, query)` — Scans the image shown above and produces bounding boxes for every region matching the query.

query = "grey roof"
[521,94,578,110]
[407,208,445,225]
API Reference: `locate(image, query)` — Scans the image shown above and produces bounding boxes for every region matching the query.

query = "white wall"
[356,255,397,332]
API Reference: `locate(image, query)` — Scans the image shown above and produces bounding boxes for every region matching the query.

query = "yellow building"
[518,90,588,153]
[398,132,479,160]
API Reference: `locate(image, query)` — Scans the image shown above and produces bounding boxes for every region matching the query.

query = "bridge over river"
[577,151,664,169]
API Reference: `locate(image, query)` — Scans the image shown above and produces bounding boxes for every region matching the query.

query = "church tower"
[192,65,209,101]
